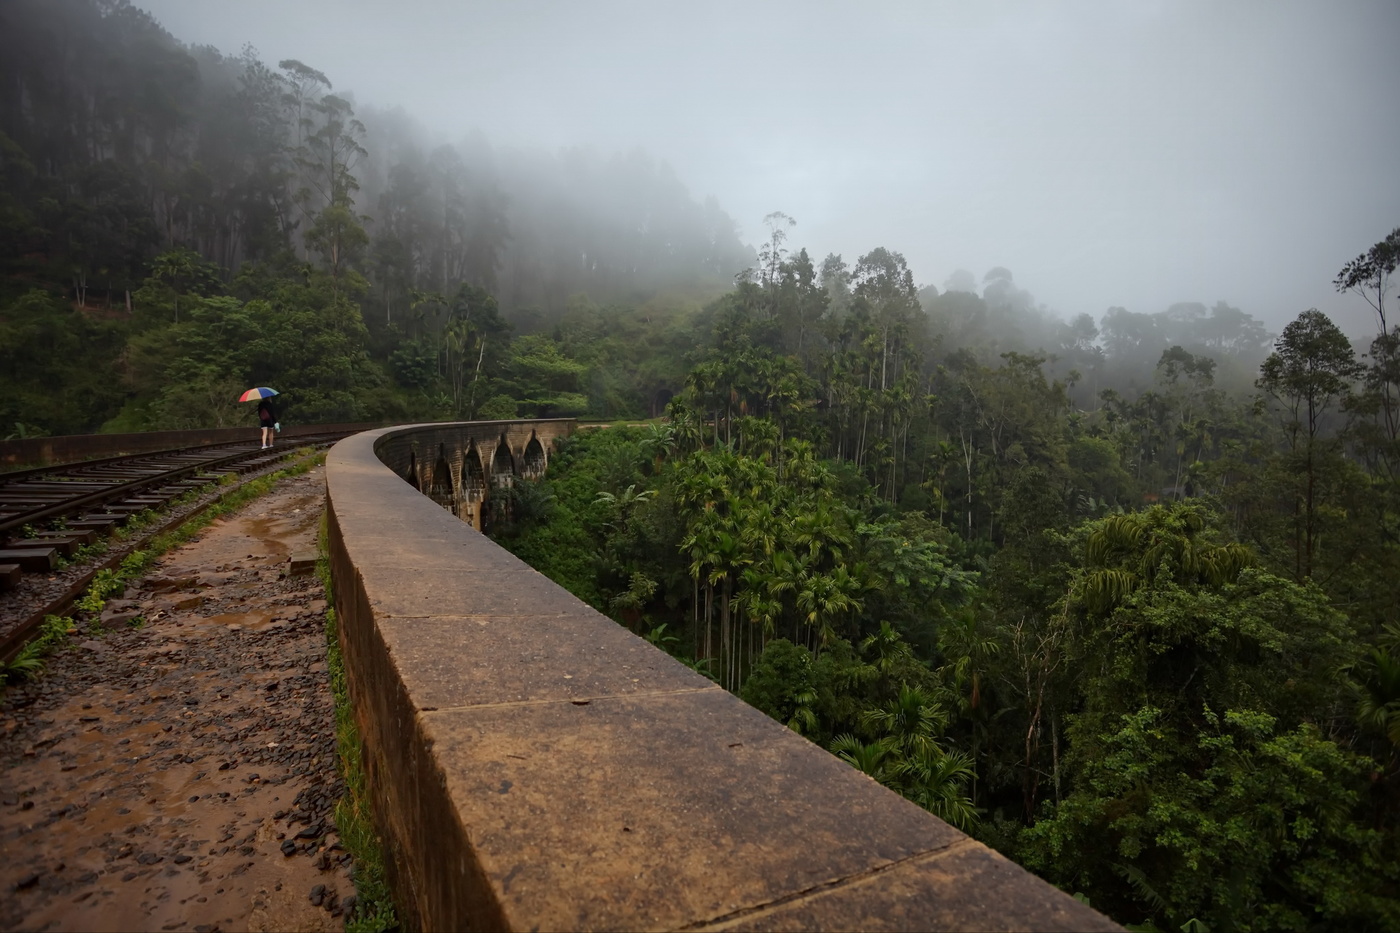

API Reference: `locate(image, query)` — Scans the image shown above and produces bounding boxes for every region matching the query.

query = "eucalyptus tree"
[852,247,924,394]
[818,253,853,321]
[424,142,508,296]
[278,58,331,252]
[1335,228,1400,472]
[222,48,299,264]
[295,92,368,289]
[754,211,795,297]
[776,247,828,359]
[1153,345,1226,493]
[370,157,431,325]
[931,351,1070,542]
[446,284,509,416]
[1257,309,1361,579]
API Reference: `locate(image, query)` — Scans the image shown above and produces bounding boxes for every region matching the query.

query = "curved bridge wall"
[325,422,1118,932]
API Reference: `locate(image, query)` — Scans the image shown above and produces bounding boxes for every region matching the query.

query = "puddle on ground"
[202,612,278,632]
[2,470,344,933]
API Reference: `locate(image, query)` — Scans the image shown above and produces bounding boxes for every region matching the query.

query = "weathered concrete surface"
[705,841,1098,932]
[325,424,1121,932]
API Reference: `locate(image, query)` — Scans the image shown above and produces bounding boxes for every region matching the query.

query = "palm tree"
[860,685,950,760]
[894,746,978,830]
[1356,642,1400,748]
[834,688,978,829]
[639,421,676,472]
[936,603,1000,806]
[594,484,655,532]
[795,566,862,653]
[786,688,819,736]
[665,401,704,454]
[861,621,914,701]
[1078,504,1253,614]
[831,734,895,783]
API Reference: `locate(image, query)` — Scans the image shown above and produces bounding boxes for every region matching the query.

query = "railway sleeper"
[5,536,84,558]
[66,518,121,536]
[0,547,58,572]
[32,529,98,549]
[96,504,160,518]
[0,563,19,591]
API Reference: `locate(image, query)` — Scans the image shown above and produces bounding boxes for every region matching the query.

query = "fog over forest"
[6,5,1400,929]
[140,0,1400,336]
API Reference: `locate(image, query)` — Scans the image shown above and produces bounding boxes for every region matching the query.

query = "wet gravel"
[0,468,350,932]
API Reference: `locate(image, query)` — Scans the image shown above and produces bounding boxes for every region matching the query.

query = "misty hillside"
[0,1,753,316]
[3,3,1400,931]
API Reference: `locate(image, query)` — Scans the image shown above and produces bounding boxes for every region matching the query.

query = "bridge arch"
[521,431,546,478]
[489,434,515,487]
[461,443,486,529]
[427,444,454,511]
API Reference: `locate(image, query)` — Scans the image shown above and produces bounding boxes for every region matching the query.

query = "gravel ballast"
[0,466,353,932]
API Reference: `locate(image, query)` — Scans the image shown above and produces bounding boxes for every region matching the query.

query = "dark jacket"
[257,399,277,426]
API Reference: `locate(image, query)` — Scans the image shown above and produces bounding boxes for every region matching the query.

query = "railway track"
[0,431,352,663]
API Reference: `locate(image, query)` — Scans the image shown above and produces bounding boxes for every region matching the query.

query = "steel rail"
[0,431,353,539]
[0,447,319,664]
[0,436,350,663]
[0,448,194,481]
[0,447,260,539]
[0,447,235,484]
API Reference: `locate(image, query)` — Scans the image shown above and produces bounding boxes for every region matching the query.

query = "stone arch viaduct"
[325,419,1118,932]
[371,419,564,531]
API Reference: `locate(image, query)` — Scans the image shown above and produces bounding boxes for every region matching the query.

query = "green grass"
[0,614,73,686]
[317,514,399,933]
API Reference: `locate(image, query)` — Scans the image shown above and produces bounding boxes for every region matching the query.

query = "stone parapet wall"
[325,424,1120,932]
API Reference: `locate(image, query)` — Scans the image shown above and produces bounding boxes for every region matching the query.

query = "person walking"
[256,397,278,449]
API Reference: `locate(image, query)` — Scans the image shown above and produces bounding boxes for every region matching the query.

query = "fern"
[1113,861,1169,916]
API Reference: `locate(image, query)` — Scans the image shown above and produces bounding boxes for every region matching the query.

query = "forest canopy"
[0,0,751,433]
[3,3,1399,930]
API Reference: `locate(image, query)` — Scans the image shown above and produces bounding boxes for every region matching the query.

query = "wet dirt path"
[0,465,352,932]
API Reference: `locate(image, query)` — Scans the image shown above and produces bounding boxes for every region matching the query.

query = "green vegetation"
[487,225,1400,928]
[0,1,742,435]
[3,2,1399,928]
[0,614,73,685]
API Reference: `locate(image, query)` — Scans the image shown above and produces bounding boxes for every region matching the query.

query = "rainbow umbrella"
[238,387,279,402]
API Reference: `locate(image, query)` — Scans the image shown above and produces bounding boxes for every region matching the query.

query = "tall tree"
[1257,309,1361,579]
[1335,228,1400,470]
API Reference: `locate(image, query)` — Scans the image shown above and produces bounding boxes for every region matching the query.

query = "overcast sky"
[140,0,1399,335]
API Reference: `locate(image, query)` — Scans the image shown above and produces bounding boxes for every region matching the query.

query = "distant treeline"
[0,0,753,433]
[4,3,1400,930]
[0,0,752,312]
[0,0,1290,441]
